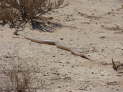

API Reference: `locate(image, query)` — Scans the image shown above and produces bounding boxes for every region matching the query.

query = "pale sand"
[0,0,123,92]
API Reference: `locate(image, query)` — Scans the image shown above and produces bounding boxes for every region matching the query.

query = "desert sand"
[0,0,123,92]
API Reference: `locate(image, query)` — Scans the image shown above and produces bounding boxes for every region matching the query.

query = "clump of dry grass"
[0,7,20,28]
[1,63,31,92]
[0,55,46,92]
[0,0,64,33]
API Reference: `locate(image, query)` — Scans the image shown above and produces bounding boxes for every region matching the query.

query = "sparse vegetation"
[0,62,31,92]
[0,59,43,92]
[0,0,64,33]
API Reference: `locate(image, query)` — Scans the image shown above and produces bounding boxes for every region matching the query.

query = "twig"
[112,58,118,71]
[112,58,123,72]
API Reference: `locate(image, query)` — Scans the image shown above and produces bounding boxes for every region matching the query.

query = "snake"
[24,36,91,60]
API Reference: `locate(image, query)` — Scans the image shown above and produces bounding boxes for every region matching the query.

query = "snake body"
[24,37,91,60]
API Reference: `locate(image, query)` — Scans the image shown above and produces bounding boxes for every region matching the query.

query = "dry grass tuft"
[0,0,64,33]
[1,63,31,92]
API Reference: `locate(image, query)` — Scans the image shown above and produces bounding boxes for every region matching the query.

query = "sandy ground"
[0,0,123,92]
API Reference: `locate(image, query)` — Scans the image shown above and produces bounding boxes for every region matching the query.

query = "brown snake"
[24,37,91,60]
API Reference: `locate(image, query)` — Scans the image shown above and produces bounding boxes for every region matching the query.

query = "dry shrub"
[0,7,20,27]
[0,0,64,33]
[0,55,45,92]
[1,63,31,92]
